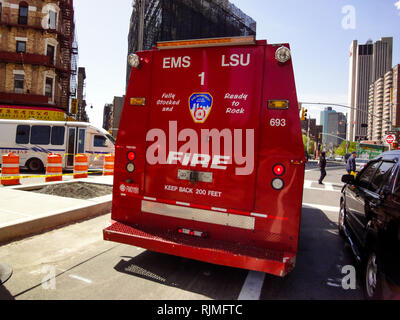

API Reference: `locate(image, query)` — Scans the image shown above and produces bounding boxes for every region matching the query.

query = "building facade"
[367,64,400,143]
[126,0,256,86]
[348,37,393,142]
[0,0,78,119]
[320,107,347,147]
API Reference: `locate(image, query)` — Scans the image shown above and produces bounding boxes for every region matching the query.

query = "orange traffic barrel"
[73,154,88,179]
[103,154,115,176]
[1,153,20,186]
[46,154,63,183]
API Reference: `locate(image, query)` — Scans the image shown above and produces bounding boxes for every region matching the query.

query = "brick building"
[0,0,78,120]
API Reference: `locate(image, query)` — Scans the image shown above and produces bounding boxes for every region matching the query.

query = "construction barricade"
[45,154,63,183]
[1,153,20,186]
[73,154,88,179]
[103,154,115,176]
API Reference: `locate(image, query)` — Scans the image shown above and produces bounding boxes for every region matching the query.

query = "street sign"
[386,134,396,144]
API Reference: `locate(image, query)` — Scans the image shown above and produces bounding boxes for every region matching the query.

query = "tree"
[335,141,358,156]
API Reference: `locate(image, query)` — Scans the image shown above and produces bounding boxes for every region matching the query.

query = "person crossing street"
[318,152,327,185]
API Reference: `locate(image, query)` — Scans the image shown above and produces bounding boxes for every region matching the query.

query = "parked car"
[355,158,370,171]
[339,151,400,299]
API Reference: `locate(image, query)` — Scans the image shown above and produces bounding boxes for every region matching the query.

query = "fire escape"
[58,0,78,111]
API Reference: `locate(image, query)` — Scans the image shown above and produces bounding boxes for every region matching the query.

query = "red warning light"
[273,164,285,176]
[127,151,136,161]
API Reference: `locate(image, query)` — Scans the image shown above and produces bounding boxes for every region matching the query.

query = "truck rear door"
[144,42,265,212]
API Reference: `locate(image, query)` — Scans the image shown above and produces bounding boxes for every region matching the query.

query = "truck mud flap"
[104,221,296,277]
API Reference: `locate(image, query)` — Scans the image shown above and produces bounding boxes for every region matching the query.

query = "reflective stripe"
[141,200,255,230]
[46,163,62,168]
[1,164,19,168]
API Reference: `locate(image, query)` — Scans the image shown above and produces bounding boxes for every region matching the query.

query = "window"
[358,161,380,189]
[369,162,396,193]
[45,77,53,99]
[18,2,28,25]
[48,10,57,29]
[30,126,50,145]
[46,45,55,65]
[16,125,30,144]
[394,171,400,204]
[16,41,26,53]
[14,74,24,93]
[51,126,65,145]
[94,135,107,147]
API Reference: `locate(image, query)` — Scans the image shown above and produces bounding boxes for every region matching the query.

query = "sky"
[74,0,400,128]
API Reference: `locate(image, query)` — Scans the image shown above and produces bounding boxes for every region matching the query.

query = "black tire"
[27,158,44,173]
[364,247,385,300]
[338,201,346,237]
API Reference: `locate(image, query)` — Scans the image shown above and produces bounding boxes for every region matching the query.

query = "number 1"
[198,72,205,86]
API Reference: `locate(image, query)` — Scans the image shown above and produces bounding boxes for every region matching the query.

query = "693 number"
[270,118,287,127]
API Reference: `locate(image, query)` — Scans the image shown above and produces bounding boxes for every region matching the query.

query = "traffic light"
[301,107,308,121]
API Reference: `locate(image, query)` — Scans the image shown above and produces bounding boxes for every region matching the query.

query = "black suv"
[339,151,400,299]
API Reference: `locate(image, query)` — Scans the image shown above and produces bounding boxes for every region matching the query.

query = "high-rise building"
[320,107,347,147]
[348,37,393,142]
[368,65,400,143]
[126,0,256,86]
[393,65,400,128]
[0,0,78,120]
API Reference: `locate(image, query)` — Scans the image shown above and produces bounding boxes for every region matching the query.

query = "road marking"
[69,274,92,284]
[303,180,341,193]
[303,203,340,212]
[238,271,265,300]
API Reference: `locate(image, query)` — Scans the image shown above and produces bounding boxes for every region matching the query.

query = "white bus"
[0,119,115,172]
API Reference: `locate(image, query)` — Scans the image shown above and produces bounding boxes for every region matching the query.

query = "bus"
[0,119,115,171]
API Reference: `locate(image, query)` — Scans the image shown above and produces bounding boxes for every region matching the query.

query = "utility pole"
[307,115,310,156]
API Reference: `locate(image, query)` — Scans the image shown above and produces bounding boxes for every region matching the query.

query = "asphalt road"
[0,166,364,300]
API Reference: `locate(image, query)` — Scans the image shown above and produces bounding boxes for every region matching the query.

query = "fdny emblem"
[189,93,213,123]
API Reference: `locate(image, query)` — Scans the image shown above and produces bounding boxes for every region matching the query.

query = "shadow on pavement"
[260,206,364,300]
[113,250,248,300]
[0,285,14,300]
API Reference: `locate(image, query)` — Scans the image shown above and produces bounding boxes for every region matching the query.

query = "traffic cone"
[73,154,88,179]
[1,153,20,186]
[46,154,63,182]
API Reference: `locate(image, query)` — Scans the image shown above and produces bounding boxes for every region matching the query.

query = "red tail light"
[273,164,285,176]
[127,151,136,161]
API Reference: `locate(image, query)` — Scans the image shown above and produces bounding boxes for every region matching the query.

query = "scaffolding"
[127,0,256,85]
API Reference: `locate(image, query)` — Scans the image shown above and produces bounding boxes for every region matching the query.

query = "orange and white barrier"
[73,154,88,179]
[103,154,115,176]
[1,153,20,186]
[46,154,63,183]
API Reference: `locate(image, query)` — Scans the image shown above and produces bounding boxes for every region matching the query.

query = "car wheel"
[338,201,346,237]
[27,158,44,173]
[364,248,384,300]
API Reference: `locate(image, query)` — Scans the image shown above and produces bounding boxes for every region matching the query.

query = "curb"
[0,197,111,245]
[0,178,113,245]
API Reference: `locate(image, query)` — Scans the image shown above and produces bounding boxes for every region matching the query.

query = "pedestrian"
[318,152,327,185]
[346,151,357,174]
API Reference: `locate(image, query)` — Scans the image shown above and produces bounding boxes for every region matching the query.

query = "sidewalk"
[0,175,113,244]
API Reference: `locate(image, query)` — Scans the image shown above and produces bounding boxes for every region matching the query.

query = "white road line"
[303,180,341,193]
[304,180,312,189]
[69,274,92,284]
[238,271,265,300]
[325,183,335,191]
[303,203,340,212]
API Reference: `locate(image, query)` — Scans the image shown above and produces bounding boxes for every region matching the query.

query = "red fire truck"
[103,36,305,277]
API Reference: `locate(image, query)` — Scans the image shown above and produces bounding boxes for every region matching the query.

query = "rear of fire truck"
[103,36,305,277]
